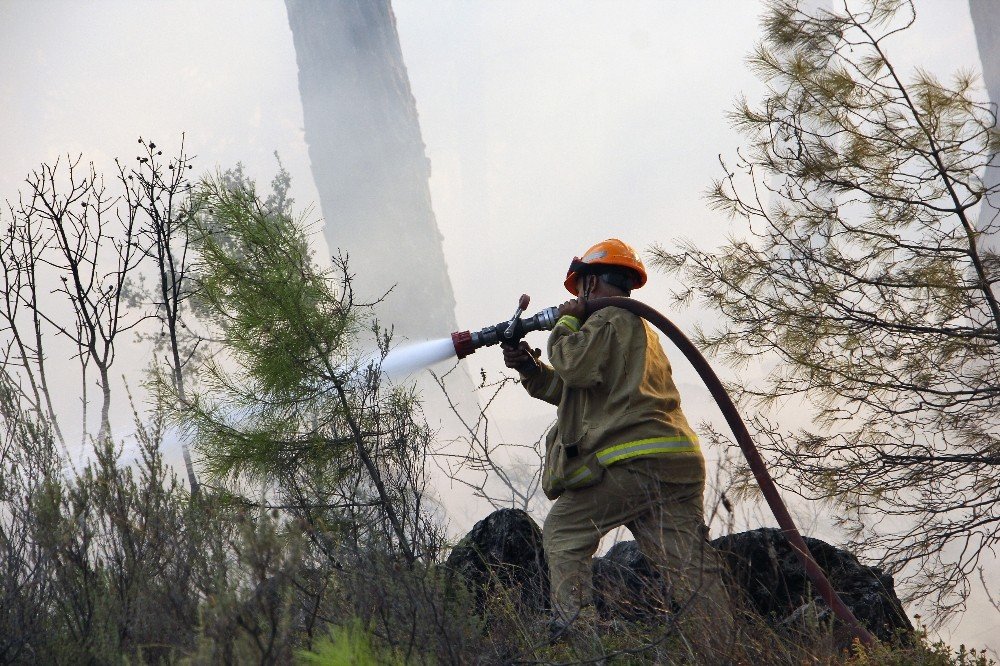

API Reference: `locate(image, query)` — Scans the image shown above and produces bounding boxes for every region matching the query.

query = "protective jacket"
[520,306,704,499]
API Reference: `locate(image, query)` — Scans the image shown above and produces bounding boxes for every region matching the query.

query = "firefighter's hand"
[502,341,541,376]
[557,298,586,322]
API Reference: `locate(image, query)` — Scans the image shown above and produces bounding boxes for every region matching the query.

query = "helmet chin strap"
[582,274,595,300]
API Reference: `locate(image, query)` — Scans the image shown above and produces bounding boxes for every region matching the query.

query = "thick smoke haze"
[0,0,993,653]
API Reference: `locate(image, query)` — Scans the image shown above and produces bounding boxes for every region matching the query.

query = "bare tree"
[6,155,147,445]
[124,136,201,494]
[431,370,546,514]
[0,137,207,486]
[1,191,68,450]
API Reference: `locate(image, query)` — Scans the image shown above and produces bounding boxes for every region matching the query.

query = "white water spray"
[378,337,458,379]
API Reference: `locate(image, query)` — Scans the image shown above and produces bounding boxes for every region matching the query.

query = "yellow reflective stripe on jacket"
[596,437,700,466]
[553,464,595,489]
[556,315,581,332]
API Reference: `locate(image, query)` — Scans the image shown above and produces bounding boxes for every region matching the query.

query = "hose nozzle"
[451,294,558,359]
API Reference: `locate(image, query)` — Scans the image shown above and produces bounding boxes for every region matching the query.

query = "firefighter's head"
[564,238,647,298]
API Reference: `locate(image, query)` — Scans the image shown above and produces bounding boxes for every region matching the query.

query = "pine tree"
[657,0,1000,616]
[167,175,436,565]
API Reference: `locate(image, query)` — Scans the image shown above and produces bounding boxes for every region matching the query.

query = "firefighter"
[502,239,733,654]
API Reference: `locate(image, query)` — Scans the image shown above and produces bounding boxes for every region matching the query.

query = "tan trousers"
[543,459,734,648]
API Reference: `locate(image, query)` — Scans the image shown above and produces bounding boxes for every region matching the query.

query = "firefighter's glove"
[502,341,542,377]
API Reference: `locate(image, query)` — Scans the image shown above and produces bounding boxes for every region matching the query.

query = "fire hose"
[451,295,877,646]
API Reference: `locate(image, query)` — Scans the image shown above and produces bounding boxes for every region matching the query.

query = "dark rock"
[449,510,913,643]
[445,508,548,613]
[711,528,913,642]
[590,530,913,642]
[592,540,668,621]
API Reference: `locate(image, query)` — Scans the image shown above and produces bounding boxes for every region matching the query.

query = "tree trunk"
[284,0,462,343]
[970,1,1000,254]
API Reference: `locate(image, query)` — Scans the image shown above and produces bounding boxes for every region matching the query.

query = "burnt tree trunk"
[285,0,461,343]
[971,1,1000,250]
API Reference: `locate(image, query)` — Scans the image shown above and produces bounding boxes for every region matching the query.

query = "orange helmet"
[564,238,647,295]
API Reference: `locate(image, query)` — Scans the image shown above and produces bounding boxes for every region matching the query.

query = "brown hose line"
[584,297,877,646]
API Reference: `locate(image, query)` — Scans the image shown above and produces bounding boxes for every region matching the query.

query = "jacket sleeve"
[547,311,618,389]
[519,362,563,406]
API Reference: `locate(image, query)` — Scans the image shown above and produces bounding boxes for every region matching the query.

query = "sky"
[0,0,994,653]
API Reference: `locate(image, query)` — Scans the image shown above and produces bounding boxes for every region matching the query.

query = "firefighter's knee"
[543,508,600,561]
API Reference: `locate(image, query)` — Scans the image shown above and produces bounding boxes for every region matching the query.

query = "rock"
[445,508,548,613]
[711,528,913,642]
[590,529,912,641]
[448,511,912,643]
[592,540,668,621]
